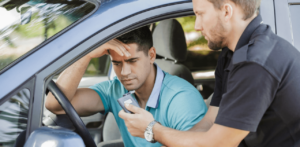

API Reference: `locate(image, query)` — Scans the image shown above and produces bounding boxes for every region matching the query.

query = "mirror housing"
[24,127,85,147]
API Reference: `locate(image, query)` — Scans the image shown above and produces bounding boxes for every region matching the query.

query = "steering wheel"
[47,80,97,147]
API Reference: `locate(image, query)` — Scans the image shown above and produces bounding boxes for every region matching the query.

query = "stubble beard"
[207,19,226,51]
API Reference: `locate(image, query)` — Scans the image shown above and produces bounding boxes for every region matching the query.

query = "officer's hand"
[87,39,131,59]
[119,104,154,138]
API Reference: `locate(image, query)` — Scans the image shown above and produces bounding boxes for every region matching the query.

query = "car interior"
[42,16,219,147]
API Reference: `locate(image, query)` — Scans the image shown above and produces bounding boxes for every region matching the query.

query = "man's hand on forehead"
[106,39,132,57]
[87,39,131,59]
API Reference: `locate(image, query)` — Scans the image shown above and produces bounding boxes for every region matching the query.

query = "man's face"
[110,43,152,91]
[193,0,227,50]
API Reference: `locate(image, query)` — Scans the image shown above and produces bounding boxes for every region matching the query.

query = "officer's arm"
[153,123,249,147]
[189,106,219,132]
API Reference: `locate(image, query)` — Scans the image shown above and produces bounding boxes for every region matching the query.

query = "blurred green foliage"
[187,36,208,48]
[0,56,15,69]
[176,16,196,33]
[15,14,72,39]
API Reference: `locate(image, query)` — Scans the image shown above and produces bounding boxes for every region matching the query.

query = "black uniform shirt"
[211,15,300,147]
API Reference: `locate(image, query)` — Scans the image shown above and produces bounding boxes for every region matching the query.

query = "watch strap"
[146,120,160,143]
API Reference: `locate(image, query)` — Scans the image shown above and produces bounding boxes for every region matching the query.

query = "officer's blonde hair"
[208,0,261,20]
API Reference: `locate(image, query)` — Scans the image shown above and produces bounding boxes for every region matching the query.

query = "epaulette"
[232,39,255,65]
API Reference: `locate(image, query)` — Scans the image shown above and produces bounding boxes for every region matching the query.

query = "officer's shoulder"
[232,29,288,66]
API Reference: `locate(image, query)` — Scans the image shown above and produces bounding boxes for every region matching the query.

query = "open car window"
[0,0,95,72]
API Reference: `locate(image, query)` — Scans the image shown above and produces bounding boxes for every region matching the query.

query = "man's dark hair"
[116,26,153,55]
[208,0,261,20]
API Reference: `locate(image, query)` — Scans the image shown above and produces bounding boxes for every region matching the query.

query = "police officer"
[119,0,300,146]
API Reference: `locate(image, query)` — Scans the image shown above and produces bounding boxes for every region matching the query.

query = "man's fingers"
[119,109,131,120]
[125,104,140,114]
[113,39,131,57]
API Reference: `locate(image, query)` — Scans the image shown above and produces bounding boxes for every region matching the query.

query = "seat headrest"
[153,19,187,62]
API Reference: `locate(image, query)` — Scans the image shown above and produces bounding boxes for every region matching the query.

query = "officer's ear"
[222,3,233,22]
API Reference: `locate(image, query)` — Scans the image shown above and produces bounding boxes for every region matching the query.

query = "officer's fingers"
[125,104,141,114]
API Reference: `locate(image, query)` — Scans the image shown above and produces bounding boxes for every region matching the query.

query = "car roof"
[0,0,192,99]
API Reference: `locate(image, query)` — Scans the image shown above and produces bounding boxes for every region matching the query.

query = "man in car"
[119,0,300,146]
[45,26,207,147]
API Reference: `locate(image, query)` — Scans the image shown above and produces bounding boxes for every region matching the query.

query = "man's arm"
[119,104,248,147]
[45,55,104,116]
[45,39,131,116]
[189,106,219,132]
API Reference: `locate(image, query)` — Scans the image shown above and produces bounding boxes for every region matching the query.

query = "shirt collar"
[146,63,164,109]
[235,15,263,51]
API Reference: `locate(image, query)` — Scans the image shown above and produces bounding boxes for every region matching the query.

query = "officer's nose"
[121,63,131,76]
[194,17,203,31]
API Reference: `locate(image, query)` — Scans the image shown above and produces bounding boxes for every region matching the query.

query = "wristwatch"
[144,120,160,143]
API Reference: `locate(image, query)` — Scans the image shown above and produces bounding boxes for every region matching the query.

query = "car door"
[274,0,300,51]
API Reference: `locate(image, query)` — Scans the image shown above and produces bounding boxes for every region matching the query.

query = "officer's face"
[110,43,156,91]
[193,0,227,50]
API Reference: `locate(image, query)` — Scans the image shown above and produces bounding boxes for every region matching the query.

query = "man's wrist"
[152,122,162,141]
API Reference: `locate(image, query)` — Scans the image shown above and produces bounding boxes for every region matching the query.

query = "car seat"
[153,19,194,85]
[97,112,123,147]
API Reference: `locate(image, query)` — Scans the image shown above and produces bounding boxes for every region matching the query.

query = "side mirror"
[24,127,85,147]
[20,6,32,25]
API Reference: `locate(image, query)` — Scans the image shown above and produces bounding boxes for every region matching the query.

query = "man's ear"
[148,47,156,64]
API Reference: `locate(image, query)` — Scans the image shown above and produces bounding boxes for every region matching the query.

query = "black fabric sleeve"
[215,62,279,132]
[210,50,224,106]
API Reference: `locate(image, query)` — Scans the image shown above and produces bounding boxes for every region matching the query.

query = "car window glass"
[0,89,30,146]
[289,4,300,50]
[154,16,219,99]
[175,16,220,72]
[84,55,111,77]
[177,16,218,98]
[0,0,95,72]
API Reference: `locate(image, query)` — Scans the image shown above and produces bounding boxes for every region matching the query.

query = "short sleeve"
[215,63,279,132]
[89,81,112,115]
[210,53,223,106]
[166,90,207,131]
[210,49,228,106]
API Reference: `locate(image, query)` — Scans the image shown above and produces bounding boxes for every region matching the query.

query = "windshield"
[0,0,95,72]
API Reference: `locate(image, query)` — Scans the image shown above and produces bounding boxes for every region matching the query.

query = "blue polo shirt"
[90,65,207,147]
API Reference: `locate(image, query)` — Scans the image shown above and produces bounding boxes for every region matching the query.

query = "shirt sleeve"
[166,90,208,131]
[215,62,279,132]
[89,81,112,115]
[210,50,225,106]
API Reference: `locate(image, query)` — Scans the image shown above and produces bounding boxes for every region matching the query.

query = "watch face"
[144,131,153,142]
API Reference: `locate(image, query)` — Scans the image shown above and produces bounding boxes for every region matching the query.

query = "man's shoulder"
[89,76,124,92]
[161,71,199,95]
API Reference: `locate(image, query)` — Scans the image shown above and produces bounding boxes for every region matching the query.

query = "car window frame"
[274,0,300,50]
[30,1,193,138]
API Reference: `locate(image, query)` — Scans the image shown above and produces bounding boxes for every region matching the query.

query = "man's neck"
[227,14,257,52]
[135,64,157,108]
